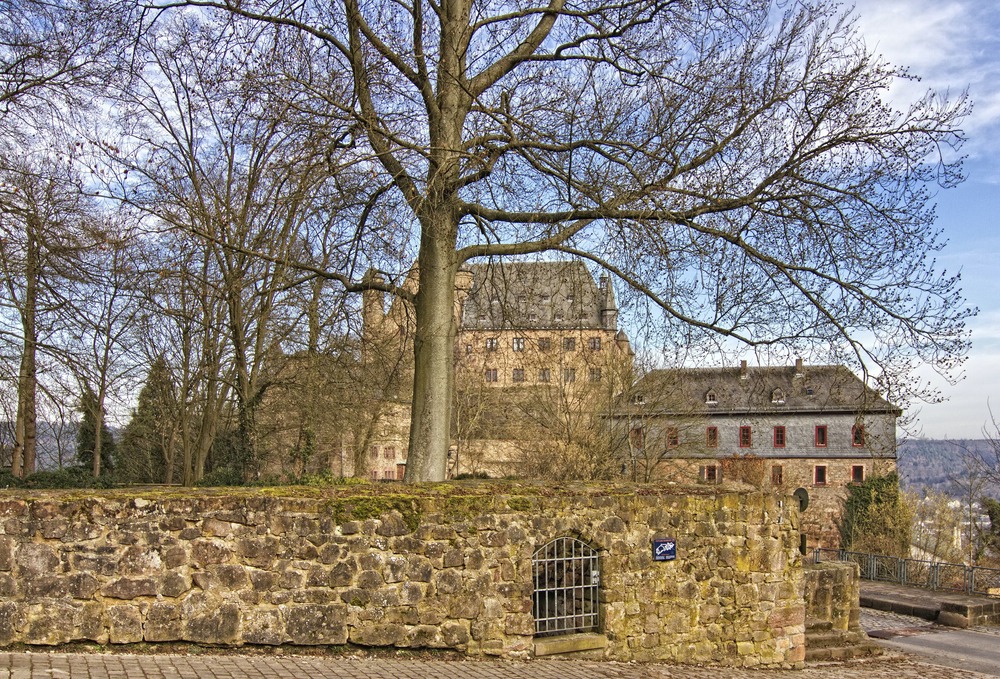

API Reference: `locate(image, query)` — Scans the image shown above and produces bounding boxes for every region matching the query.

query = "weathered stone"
[23,602,76,645]
[184,600,241,645]
[405,556,433,582]
[285,604,347,645]
[144,602,182,642]
[16,543,60,575]
[434,570,463,595]
[357,570,383,590]
[243,608,285,645]
[213,564,250,590]
[162,572,192,598]
[329,560,357,587]
[350,623,405,647]
[191,538,231,565]
[441,620,470,647]
[376,511,412,537]
[0,537,15,571]
[102,577,157,600]
[108,605,143,643]
[0,602,22,645]
[68,573,100,599]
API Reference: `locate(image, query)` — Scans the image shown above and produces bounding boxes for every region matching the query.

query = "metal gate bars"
[532,537,600,637]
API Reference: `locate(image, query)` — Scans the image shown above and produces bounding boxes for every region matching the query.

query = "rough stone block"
[285,604,348,645]
[243,608,285,645]
[102,577,158,600]
[144,602,182,642]
[108,605,143,644]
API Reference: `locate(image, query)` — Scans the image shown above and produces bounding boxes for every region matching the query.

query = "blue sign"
[652,538,676,562]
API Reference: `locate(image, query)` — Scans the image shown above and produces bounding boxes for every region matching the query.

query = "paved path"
[0,649,992,679]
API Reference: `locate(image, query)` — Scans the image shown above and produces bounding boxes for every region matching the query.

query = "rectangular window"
[465,344,473,355]
[383,446,395,460]
[538,337,551,352]
[563,368,576,383]
[852,424,865,447]
[815,425,828,447]
[485,338,498,352]
[589,337,602,351]
[706,426,718,448]
[384,470,395,480]
[630,427,645,449]
[538,368,551,383]
[513,337,526,352]
[484,368,498,382]
[814,465,828,486]
[852,465,865,483]
[370,470,379,480]
[370,446,379,460]
[588,367,602,382]
[563,337,576,352]
[512,368,525,382]
[771,465,783,486]
[666,427,679,448]
[739,425,752,448]
[702,465,720,483]
[773,426,786,448]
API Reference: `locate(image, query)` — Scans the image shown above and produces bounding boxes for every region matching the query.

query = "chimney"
[794,357,804,375]
[740,360,748,379]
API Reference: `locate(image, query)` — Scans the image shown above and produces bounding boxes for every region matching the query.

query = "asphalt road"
[863,609,1000,676]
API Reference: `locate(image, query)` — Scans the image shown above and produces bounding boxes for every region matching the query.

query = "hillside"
[897,438,999,495]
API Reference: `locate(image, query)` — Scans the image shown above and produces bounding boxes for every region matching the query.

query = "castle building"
[616,359,900,548]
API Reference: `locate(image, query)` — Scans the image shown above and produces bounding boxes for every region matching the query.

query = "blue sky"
[850,1,1000,438]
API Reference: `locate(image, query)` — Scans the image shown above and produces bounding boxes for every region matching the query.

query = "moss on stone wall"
[0,482,805,667]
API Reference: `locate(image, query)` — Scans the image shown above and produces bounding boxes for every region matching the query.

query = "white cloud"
[851,1,1000,161]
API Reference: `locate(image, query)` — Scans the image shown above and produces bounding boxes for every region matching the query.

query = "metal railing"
[813,548,1000,595]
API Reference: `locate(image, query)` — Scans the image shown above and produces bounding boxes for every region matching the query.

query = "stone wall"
[804,561,860,633]
[0,484,804,667]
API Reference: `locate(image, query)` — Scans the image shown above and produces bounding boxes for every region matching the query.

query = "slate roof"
[461,260,618,331]
[629,363,900,416]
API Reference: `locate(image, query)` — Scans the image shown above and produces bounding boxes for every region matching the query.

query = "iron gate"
[532,537,600,636]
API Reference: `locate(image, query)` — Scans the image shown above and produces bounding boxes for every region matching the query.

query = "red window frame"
[739,425,752,448]
[771,465,783,486]
[666,427,679,448]
[851,465,865,483]
[773,426,786,448]
[706,426,718,448]
[814,465,828,486]
[852,424,865,447]
[815,425,828,447]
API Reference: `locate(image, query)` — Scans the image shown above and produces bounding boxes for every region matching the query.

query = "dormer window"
[771,388,785,404]
[705,390,718,405]
[631,394,646,406]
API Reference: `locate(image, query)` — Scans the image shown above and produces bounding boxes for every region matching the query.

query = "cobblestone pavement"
[0,650,991,679]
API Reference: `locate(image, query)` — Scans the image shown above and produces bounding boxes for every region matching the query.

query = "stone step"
[805,641,882,662]
[805,630,869,650]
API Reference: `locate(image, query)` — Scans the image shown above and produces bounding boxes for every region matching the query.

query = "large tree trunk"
[404,229,459,482]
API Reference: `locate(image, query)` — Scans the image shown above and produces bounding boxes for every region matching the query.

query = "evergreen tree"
[117,356,178,483]
[76,388,116,476]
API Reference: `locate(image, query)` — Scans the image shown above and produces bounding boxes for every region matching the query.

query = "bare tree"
[0,151,94,476]
[142,0,972,481]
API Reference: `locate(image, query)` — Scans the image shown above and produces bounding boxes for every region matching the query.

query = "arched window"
[705,390,718,404]
[771,388,785,404]
[532,537,601,637]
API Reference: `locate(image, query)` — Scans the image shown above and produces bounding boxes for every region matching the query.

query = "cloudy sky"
[849,1,1000,439]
